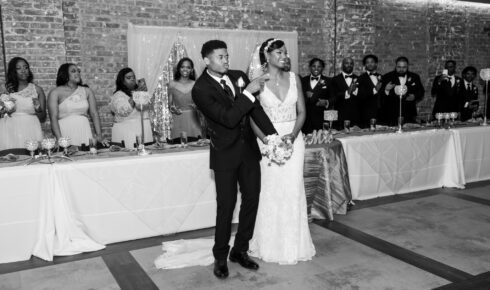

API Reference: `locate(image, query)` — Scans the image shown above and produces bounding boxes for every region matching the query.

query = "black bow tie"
[311,76,319,81]
[344,75,353,79]
[368,72,377,76]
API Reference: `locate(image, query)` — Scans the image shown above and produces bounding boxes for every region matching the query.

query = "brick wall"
[0,0,489,138]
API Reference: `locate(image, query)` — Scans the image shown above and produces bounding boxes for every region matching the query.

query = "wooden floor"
[1,181,490,289]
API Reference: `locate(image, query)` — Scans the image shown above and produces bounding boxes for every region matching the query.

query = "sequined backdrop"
[150,40,188,142]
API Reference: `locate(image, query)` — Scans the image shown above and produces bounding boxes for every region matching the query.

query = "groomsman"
[301,58,331,133]
[458,66,479,121]
[431,60,461,116]
[357,54,383,128]
[379,56,425,125]
[330,57,360,128]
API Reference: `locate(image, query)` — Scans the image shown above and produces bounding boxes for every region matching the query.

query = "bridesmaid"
[0,57,46,150]
[169,57,202,141]
[110,67,153,148]
[48,63,108,147]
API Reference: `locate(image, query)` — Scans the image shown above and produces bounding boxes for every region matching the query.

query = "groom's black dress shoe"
[213,259,229,279]
[229,250,259,270]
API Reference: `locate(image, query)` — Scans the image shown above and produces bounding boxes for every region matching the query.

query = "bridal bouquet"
[0,94,16,117]
[260,134,294,166]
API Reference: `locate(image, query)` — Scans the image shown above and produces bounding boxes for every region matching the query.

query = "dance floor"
[1,181,489,289]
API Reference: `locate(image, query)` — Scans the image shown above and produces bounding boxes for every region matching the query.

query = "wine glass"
[24,139,38,158]
[450,112,458,127]
[444,113,451,128]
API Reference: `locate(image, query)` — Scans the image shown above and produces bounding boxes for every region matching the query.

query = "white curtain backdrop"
[127,24,298,93]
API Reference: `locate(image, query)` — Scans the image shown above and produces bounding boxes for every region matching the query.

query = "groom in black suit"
[192,40,277,279]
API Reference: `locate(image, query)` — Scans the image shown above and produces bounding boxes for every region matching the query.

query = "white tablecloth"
[339,129,465,200]
[451,126,490,183]
[0,150,225,264]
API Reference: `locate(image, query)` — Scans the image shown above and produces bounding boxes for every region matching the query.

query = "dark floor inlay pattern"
[102,252,158,290]
[433,271,490,290]
[314,220,474,283]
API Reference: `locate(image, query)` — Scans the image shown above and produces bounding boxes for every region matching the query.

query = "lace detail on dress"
[263,104,296,123]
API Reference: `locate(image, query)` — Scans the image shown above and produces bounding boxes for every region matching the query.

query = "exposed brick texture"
[0,0,489,138]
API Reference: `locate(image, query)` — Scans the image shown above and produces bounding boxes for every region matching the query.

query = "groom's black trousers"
[212,159,261,260]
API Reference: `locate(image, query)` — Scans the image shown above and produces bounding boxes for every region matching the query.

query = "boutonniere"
[353,78,358,84]
[473,86,477,92]
[456,79,460,84]
[407,77,412,82]
[237,76,245,94]
[319,79,325,85]
[377,75,382,81]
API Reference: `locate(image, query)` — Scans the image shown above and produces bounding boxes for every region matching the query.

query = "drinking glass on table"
[370,118,376,131]
[343,120,351,133]
[180,131,188,147]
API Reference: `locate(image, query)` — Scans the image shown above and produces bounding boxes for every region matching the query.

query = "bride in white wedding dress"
[247,38,315,264]
[154,39,314,269]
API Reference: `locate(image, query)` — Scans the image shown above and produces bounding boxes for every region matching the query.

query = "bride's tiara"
[264,38,282,53]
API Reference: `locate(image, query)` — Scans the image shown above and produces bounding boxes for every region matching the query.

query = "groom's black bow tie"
[344,75,353,79]
[368,72,377,76]
[311,76,319,81]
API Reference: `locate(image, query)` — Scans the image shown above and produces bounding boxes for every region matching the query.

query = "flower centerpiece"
[132,91,152,155]
[480,68,490,126]
[260,134,293,166]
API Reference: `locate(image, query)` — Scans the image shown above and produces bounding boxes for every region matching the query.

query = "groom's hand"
[245,73,270,95]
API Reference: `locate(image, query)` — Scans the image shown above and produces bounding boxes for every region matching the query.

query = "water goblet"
[24,139,38,158]
[449,112,458,127]
[444,113,451,128]
[58,137,71,156]
[41,138,56,157]
[435,113,443,128]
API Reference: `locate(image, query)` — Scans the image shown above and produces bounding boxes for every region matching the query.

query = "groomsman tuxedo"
[330,72,361,128]
[301,74,331,133]
[458,80,479,121]
[379,71,425,125]
[431,74,462,116]
[357,71,382,128]
[192,69,276,261]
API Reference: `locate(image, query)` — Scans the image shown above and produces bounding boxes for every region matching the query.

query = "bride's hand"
[281,133,295,144]
[245,73,270,95]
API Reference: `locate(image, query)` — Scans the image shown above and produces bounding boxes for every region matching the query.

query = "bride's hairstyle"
[114,67,135,96]
[259,38,285,65]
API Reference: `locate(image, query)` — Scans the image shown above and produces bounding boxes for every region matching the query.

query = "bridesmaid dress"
[57,86,93,146]
[169,86,201,139]
[110,90,153,148]
[0,83,43,150]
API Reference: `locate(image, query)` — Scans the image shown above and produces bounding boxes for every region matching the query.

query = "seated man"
[379,56,425,125]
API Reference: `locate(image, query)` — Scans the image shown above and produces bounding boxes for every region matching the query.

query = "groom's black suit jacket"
[192,69,276,170]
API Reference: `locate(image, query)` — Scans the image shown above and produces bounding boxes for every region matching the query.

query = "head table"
[1,124,489,264]
[0,141,350,264]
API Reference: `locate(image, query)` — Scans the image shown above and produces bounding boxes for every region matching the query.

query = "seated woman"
[0,57,46,150]
[169,57,202,142]
[110,67,153,148]
[48,63,108,147]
